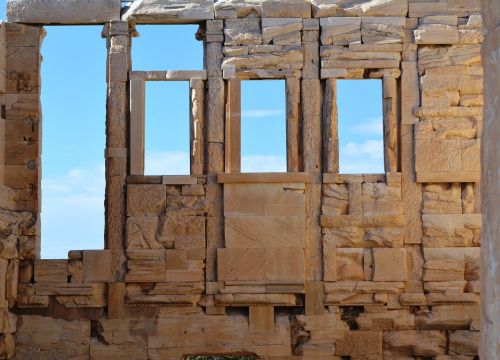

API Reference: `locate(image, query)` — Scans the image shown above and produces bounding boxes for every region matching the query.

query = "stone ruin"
[0,0,493,358]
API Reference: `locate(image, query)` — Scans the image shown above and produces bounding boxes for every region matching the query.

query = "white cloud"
[340,140,385,174]
[241,155,287,173]
[241,109,285,119]
[145,150,190,175]
[350,117,383,136]
[41,163,105,259]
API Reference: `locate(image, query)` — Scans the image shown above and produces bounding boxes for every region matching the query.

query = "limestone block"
[261,1,311,18]
[449,330,479,355]
[464,247,480,281]
[424,281,467,293]
[34,260,68,283]
[7,0,120,24]
[415,304,479,330]
[160,215,205,250]
[335,331,382,356]
[0,334,14,359]
[322,183,349,215]
[262,18,303,45]
[123,0,214,23]
[323,224,403,248]
[83,250,111,283]
[383,330,447,356]
[336,248,364,280]
[423,248,465,281]
[361,17,405,44]
[320,17,361,45]
[127,185,166,217]
[312,0,408,18]
[356,309,416,330]
[217,248,266,281]
[224,18,261,46]
[415,139,462,173]
[422,183,462,214]
[414,24,460,44]
[372,248,406,281]
[225,215,305,248]
[165,249,188,270]
[126,249,166,282]
[125,216,162,249]
[14,316,90,359]
[218,247,304,283]
[148,313,291,357]
[222,45,304,71]
[422,214,481,247]
[214,0,261,18]
[361,183,402,216]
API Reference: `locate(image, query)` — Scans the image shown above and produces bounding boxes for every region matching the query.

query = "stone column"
[481,0,500,358]
[104,21,130,282]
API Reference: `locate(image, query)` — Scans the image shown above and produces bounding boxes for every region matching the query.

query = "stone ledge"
[6,0,121,24]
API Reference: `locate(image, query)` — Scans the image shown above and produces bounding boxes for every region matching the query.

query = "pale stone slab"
[7,0,120,24]
[123,0,214,23]
[312,0,408,18]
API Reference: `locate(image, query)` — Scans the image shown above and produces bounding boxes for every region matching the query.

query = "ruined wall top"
[6,0,481,24]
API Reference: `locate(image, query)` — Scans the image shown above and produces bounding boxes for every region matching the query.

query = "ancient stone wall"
[0,0,485,358]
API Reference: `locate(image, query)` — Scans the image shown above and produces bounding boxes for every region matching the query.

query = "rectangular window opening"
[132,25,203,70]
[41,26,106,259]
[338,79,384,174]
[241,80,287,173]
[144,81,190,176]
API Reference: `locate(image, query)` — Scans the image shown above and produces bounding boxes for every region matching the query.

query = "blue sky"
[1,5,384,258]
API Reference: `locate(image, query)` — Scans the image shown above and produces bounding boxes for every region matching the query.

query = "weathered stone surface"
[383,331,447,356]
[422,214,481,247]
[7,0,120,24]
[15,316,90,359]
[123,0,214,22]
[372,248,407,281]
[262,18,303,45]
[320,17,361,45]
[312,0,408,18]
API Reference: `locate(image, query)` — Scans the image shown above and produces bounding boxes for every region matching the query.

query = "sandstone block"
[336,248,364,281]
[34,260,67,283]
[126,216,162,249]
[83,250,111,283]
[383,330,447,356]
[127,184,166,216]
[449,330,479,355]
[160,215,205,250]
[372,248,407,281]
[336,331,382,356]
[7,0,120,24]
[422,183,462,214]
[422,214,481,247]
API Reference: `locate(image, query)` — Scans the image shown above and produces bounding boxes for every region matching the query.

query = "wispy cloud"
[340,140,384,174]
[145,150,190,176]
[349,117,383,136]
[241,109,285,119]
[241,155,287,173]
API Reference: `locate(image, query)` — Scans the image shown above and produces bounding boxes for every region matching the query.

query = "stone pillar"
[481,0,500,358]
[104,21,130,282]
[204,20,225,282]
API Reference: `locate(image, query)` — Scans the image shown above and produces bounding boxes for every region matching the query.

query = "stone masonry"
[0,0,490,358]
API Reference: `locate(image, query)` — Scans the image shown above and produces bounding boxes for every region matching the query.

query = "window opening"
[337,80,384,174]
